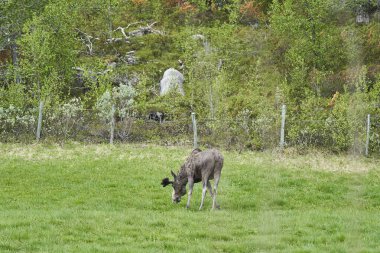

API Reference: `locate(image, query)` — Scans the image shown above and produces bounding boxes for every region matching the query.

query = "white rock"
[160,68,185,96]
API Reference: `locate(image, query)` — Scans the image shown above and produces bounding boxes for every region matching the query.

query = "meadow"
[0,143,380,253]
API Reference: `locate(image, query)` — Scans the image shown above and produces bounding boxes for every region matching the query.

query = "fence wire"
[0,105,379,155]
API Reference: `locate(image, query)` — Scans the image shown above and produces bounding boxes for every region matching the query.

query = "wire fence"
[0,103,379,156]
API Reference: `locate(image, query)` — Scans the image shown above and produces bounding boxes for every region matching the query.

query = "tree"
[270,0,347,104]
[95,83,136,141]
[18,1,79,104]
[0,0,49,83]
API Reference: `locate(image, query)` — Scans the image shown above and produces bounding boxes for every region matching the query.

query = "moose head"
[161,170,187,203]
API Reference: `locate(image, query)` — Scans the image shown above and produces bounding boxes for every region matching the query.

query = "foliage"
[286,67,372,154]
[0,0,379,152]
[113,83,137,119]
[95,83,137,141]
[0,105,36,141]
[95,90,114,124]
[0,82,27,108]
[44,98,85,140]
[114,83,138,140]
[18,1,79,102]
[270,0,349,104]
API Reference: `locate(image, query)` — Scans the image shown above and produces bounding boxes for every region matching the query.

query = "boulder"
[160,68,185,96]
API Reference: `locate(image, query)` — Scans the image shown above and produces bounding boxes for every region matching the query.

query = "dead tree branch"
[75,28,99,55]
[107,22,164,44]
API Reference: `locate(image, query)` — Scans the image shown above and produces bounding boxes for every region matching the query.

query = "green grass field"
[1,143,380,253]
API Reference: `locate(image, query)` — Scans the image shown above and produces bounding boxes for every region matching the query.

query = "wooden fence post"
[365,114,371,156]
[191,112,198,149]
[36,101,44,141]
[280,104,286,149]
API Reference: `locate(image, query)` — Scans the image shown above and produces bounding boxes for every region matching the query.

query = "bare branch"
[107,21,164,44]
[114,26,130,41]
[75,28,99,55]
[128,22,164,37]
[72,66,113,77]
[106,37,125,44]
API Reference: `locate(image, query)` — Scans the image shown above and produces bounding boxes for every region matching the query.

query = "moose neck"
[177,166,188,185]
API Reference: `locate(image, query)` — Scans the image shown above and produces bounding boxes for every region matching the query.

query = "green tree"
[270,0,347,105]
[0,0,49,83]
[18,1,79,104]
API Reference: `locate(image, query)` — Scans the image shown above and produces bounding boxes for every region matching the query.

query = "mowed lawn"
[0,143,380,253]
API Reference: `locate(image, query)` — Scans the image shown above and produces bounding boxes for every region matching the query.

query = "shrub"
[95,84,137,141]
[44,98,85,140]
[0,105,36,142]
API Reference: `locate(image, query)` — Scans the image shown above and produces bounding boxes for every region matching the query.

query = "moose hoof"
[212,204,221,210]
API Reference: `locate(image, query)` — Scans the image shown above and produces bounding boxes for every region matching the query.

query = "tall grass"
[0,143,379,252]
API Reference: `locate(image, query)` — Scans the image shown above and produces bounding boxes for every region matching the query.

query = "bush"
[44,98,85,140]
[0,105,36,142]
[286,89,371,154]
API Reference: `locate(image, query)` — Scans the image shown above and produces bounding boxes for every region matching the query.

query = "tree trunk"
[10,42,21,83]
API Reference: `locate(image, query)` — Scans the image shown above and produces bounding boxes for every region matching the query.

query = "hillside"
[1,0,380,152]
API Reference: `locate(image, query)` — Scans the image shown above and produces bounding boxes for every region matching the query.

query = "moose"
[161,148,224,210]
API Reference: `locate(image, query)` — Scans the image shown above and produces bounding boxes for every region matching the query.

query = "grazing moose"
[161,148,224,210]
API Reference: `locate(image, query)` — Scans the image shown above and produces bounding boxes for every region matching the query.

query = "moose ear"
[161,177,173,187]
[171,170,177,179]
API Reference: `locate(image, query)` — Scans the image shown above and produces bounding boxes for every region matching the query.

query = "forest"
[1,0,380,153]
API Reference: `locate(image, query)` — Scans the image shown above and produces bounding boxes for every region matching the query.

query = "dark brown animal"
[161,148,224,210]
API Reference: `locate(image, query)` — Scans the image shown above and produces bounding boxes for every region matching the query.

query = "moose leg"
[207,181,214,197]
[199,180,208,210]
[212,175,221,210]
[207,181,220,209]
[186,177,194,209]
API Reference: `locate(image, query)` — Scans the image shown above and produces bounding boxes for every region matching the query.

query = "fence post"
[110,104,115,144]
[280,104,286,149]
[36,101,44,141]
[191,112,198,149]
[365,114,371,157]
